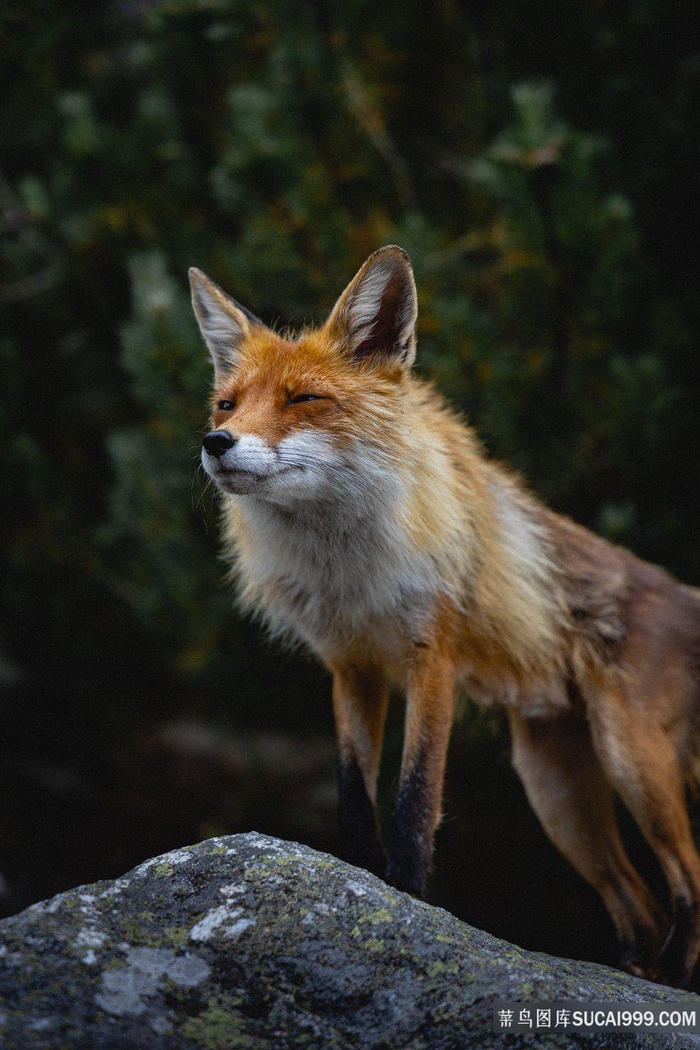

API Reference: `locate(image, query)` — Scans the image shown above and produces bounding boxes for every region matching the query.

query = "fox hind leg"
[587,683,700,988]
[509,707,666,979]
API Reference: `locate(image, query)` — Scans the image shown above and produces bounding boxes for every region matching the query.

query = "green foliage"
[1,0,698,731]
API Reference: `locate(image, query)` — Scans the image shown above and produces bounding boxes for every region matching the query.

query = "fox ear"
[189,268,266,379]
[327,245,418,368]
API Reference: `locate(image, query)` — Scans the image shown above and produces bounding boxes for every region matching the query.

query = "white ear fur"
[327,246,418,368]
[189,268,256,380]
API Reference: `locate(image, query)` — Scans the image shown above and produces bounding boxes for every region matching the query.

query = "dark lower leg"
[337,754,387,876]
[386,748,433,896]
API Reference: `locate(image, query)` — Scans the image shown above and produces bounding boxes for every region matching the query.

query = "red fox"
[190,246,700,987]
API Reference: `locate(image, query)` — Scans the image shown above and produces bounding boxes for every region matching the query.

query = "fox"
[189,245,700,987]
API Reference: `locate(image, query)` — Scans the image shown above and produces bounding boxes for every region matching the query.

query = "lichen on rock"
[0,832,699,1048]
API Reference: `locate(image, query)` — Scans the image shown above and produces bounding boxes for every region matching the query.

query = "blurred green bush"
[1,0,698,753]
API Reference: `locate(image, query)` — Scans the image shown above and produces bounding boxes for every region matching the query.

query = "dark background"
[1,0,699,977]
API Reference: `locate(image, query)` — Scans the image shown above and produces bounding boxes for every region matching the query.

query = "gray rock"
[0,832,698,1048]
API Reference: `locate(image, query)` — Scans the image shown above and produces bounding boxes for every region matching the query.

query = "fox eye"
[217,399,235,411]
[288,393,323,405]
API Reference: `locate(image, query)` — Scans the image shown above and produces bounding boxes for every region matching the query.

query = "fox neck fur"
[221,370,569,699]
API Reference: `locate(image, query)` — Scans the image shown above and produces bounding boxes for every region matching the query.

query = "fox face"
[199,331,367,504]
[190,247,418,509]
[202,380,346,504]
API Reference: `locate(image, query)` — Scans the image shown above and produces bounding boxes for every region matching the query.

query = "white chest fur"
[225,488,444,660]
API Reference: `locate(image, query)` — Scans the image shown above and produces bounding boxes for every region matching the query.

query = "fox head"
[190,246,418,506]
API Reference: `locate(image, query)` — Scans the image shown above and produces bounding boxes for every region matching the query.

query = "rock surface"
[0,832,699,1048]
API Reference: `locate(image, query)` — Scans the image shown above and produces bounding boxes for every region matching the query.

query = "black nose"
[202,430,236,458]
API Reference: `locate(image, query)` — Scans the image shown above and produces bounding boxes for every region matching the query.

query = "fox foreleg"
[386,637,456,897]
[332,663,390,877]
